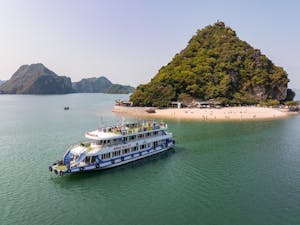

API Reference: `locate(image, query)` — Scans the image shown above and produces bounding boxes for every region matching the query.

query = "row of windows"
[100,143,153,160]
[124,131,162,142]
[101,153,111,160]
[96,131,164,146]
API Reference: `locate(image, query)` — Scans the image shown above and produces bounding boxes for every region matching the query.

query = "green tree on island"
[130,22,293,107]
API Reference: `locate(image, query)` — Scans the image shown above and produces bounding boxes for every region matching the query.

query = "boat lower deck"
[50,141,174,176]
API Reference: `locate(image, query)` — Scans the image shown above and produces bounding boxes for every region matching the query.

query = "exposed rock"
[285,88,296,101]
[0,63,74,94]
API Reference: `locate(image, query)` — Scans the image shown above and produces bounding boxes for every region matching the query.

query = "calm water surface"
[0,94,299,225]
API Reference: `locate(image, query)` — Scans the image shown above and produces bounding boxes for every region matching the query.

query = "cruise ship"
[49,121,175,176]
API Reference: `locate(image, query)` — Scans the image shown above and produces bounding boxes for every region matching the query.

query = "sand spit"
[112,106,296,121]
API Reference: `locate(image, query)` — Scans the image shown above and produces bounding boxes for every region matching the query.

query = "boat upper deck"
[85,121,168,140]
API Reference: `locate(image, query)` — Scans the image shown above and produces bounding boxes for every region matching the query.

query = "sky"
[0,0,300,88]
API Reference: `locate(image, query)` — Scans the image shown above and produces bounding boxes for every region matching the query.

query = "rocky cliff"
[0,63,74,94]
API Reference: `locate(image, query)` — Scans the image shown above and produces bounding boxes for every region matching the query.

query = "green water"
[0,94,299,225]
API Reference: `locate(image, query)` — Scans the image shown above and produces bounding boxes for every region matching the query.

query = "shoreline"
[112,106,298,121]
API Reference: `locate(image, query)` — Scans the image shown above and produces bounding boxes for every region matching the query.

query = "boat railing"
[106,123,167,136]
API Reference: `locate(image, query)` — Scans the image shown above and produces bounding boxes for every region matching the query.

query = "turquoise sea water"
[0,94,299,225]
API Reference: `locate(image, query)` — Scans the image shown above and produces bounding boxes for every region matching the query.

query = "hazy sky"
[0,0,299,88]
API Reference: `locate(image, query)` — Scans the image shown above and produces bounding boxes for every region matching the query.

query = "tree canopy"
[130,22,291,107]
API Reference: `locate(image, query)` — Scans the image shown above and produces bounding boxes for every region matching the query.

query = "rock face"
[0,80,5,86]
[0,63,74,94]
[0,64,135,95]
[130,21,291,106]
[72,77,113,93]
[72,77,135,94]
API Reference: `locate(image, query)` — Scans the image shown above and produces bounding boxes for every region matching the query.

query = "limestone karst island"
[0,63,135,94]
[113,21,299,120]
[2,1,300,225]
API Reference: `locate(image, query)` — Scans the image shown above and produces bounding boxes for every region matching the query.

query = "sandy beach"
[112,106,296,121]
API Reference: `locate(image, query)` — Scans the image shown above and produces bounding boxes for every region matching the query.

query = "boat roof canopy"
[85,130,122,140]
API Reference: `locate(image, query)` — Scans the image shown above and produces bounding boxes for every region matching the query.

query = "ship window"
[85,156,91,163]
[112,151,121,157]
[129,135,136,140]
[124,137,128,142]
[131,146,138,152]
[101,153,111,160]
[107,140,110,144]
[122,148,130,154]
[147,143,151,148]
[91,156,96,163]
[103,140,106,144]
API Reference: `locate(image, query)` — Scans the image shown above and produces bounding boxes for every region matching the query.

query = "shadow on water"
[50,148,176,184]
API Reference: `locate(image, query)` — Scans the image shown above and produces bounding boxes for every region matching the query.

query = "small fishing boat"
[49,120,175,175]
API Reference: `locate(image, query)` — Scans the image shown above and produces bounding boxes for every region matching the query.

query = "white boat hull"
[49,121,175,176]
[50,142,174,175]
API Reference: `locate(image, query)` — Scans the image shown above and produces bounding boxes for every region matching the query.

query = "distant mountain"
[72,76,112,93]
[0,80,6,86]
[73,77,135,94]
[106,84,135,94]
[0,63,135,95]
[0,63,74,94]
[130,21,291,106]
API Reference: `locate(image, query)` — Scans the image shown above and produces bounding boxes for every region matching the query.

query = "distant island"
[0,63,135,94]
[73,77,135,94]
[130,21,295,107]
[0,64,73,94]
[0,80,6,86]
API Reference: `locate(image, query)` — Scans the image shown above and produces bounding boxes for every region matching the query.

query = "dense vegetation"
[72,77,112,93]
[105,84,135,94]
[72,77,135,94]
[130,22,291,106]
